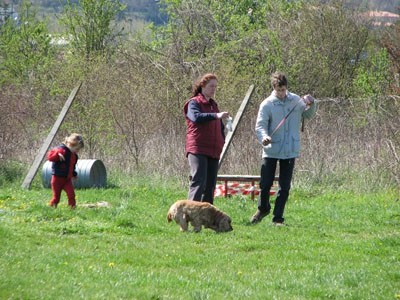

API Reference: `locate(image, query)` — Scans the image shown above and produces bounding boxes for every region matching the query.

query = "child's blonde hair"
[64,133,84,149]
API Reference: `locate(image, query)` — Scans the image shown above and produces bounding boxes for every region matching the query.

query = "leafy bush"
[0,161,25,186]
[352,48,391,97]
[0,1,54,85]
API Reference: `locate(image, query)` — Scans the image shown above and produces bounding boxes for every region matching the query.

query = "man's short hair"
[271,72,287,88]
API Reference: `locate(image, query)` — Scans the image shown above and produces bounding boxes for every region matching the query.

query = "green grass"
[0,179,399,300]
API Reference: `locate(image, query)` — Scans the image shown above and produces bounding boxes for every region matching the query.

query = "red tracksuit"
[47,144,78,208]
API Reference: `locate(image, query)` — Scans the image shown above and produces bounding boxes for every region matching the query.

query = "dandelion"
[108,262,115,268]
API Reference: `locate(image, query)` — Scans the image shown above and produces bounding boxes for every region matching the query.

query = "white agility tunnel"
[42,159,107,188]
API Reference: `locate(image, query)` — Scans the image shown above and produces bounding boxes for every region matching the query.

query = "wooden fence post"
[21,82,83,189]
[218,84,255,170]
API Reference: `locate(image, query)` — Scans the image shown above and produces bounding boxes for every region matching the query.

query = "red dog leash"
[263,96,312,145]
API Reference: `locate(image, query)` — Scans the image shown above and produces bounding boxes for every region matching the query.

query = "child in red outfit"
[47,133,84,208]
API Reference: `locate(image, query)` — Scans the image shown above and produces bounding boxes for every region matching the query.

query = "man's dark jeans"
[258,157,295,223]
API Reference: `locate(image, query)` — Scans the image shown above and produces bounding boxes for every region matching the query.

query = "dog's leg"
[178,214,189,232]
[208,225,218,231]
[191,221,202,232]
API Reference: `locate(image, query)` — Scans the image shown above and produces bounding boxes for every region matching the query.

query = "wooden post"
[21,82,83,189]
[218,84,255,169]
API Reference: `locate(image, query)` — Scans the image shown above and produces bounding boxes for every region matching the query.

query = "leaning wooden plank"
[218,84,255,169]
[21,82,83,189]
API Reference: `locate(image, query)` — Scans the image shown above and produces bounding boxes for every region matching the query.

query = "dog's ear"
[167,212,172,222]
[213,210,224,226]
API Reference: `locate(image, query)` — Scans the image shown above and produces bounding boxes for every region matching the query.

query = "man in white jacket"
[251,72,317,226]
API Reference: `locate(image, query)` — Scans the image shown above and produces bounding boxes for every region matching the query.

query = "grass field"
[0,176,399,300]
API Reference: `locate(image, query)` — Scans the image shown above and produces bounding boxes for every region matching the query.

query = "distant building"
[361,10,400,27]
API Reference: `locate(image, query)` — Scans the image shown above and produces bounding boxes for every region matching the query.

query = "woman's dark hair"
[271,72,287,88]
[192,73,218,97]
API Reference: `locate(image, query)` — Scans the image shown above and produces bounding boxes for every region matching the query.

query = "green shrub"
[0,161,25,186]
[352,48,391,97]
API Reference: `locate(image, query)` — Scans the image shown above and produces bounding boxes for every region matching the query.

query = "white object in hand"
[226,117,233,131]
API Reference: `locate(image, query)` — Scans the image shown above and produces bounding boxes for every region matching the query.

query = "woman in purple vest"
[183,73,230,204]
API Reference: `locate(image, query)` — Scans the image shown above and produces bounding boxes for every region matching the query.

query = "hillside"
[2,0,399,27]
[31,0,163,24]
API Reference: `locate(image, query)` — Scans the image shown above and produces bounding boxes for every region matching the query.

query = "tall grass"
[0,174,399,299]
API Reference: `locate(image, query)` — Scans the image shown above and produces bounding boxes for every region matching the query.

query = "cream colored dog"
[167,200,233,233]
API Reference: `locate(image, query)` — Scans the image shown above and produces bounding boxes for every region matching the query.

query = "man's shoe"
[272,221,286,227]
[250,209,270,224]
